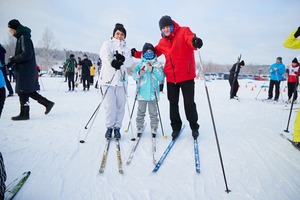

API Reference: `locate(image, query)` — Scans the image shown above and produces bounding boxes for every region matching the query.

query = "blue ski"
[152,125,185,173]
[194,139,200,173]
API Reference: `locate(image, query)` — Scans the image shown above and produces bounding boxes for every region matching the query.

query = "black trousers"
[67,72,75,90]
[18,92,44,106]
[82,75,90,89]
[229,76,239,98]
[287,82,298,100]
[167,80,199,132]
[268,80,281,99]
[0,87,5,117]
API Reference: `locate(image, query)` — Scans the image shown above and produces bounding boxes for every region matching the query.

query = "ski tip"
[124,130,129,132]
[163,135,168,139]
[131,138,136,141]
[79,140,85,143]
[119,170,124,174]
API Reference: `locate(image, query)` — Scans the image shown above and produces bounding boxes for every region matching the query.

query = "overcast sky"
[1,0,299,65]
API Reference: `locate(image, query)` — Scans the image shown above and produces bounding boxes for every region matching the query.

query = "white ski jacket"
[99,38,133,87]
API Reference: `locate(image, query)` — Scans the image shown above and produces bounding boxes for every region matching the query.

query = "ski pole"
[149,63,167,139]
[284,67,300,132]
[255,80,267,100]
[119,70,136,141]
[39,76,45,91]
[124,67,145,133]
[81,70,117,130]
[276,70,284,102]
[80,73,117,143]
[197,50,231,193]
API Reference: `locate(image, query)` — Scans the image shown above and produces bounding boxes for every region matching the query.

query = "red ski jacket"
[134,20,197,84]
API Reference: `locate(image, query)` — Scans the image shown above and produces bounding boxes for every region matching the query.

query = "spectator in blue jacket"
[267,57,286,101]
[0,61,6,118]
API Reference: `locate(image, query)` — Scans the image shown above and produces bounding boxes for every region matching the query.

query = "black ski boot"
[192,130,199,140]
[38,97,55,114]
[105,128,113,139]
[171,130,180,140]
[114,128,121,139]
[11,105,30,121]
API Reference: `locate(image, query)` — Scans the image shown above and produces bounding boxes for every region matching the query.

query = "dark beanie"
[292,57,299,64]
[142,43,155,54]
[240,60,245,66]
[8,19,21,30]
[159,15,173,29]
[70,54,75,58]
[113,23,126,38]
[277,57,282,62]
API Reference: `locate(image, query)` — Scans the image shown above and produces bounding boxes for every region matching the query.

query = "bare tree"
[38,27,57,70]
[3,34,16,61]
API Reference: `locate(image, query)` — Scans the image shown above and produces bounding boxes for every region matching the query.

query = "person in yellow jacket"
[90,64,96,85]
[283,26,300,149]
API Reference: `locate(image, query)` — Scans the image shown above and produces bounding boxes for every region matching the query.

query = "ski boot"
[114,128,121,139]
[105,128,113,139]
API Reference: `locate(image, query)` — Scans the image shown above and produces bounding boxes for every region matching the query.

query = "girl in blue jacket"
[133,43,165,137]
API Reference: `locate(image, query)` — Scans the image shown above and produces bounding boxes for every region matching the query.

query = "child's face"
[161,26,171,36]
[114,30,125,40]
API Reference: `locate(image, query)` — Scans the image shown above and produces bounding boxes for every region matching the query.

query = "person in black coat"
[7,19,55,120]
[229,60,245,99]
[79,54,92,91]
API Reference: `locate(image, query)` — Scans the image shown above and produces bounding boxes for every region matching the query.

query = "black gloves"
[111,60,122,70]
[294,27,300,38]
[111,52,125,70]
[114,52,125,62]
[131,48,137,57]
[192,36,203,49]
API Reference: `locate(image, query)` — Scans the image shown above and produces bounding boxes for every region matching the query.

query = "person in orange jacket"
[132,16,203,140]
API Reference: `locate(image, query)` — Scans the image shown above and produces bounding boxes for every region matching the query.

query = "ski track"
[1,77,300,199]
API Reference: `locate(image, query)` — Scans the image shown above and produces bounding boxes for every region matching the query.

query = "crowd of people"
[0,16,299,199]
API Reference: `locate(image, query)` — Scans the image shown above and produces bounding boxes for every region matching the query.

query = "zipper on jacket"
[170,56,176,84]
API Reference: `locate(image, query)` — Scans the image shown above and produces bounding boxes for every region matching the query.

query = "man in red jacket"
[132,16,203,140]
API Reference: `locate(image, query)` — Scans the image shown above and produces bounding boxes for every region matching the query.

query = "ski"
[4,171,31,200]
[194,139,201,173]
[99,139,111,173]
[280,133,300,151]
[126,123,147,165]
[116,139,124,174]
[152,125,186,173]
[152,136,157,165]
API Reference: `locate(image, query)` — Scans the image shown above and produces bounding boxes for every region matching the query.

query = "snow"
[1,77,300,200]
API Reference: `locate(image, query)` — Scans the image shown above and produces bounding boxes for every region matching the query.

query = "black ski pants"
[287,82,298,100]
[268,80,281,100]
[67,72,75,90]
[0,87,5,117]
[167,80,199,132]
[229,76,239,98]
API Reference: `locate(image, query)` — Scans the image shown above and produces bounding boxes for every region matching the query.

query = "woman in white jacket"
[99,23,133,139]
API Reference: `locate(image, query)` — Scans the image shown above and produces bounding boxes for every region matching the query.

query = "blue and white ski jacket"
[133,57,165,101]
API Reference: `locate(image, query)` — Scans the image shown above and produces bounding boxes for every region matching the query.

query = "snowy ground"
[1,76,300,200]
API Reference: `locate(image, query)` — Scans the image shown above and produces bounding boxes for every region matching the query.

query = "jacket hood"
[161,20,180,39]
[15,25,31,39]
